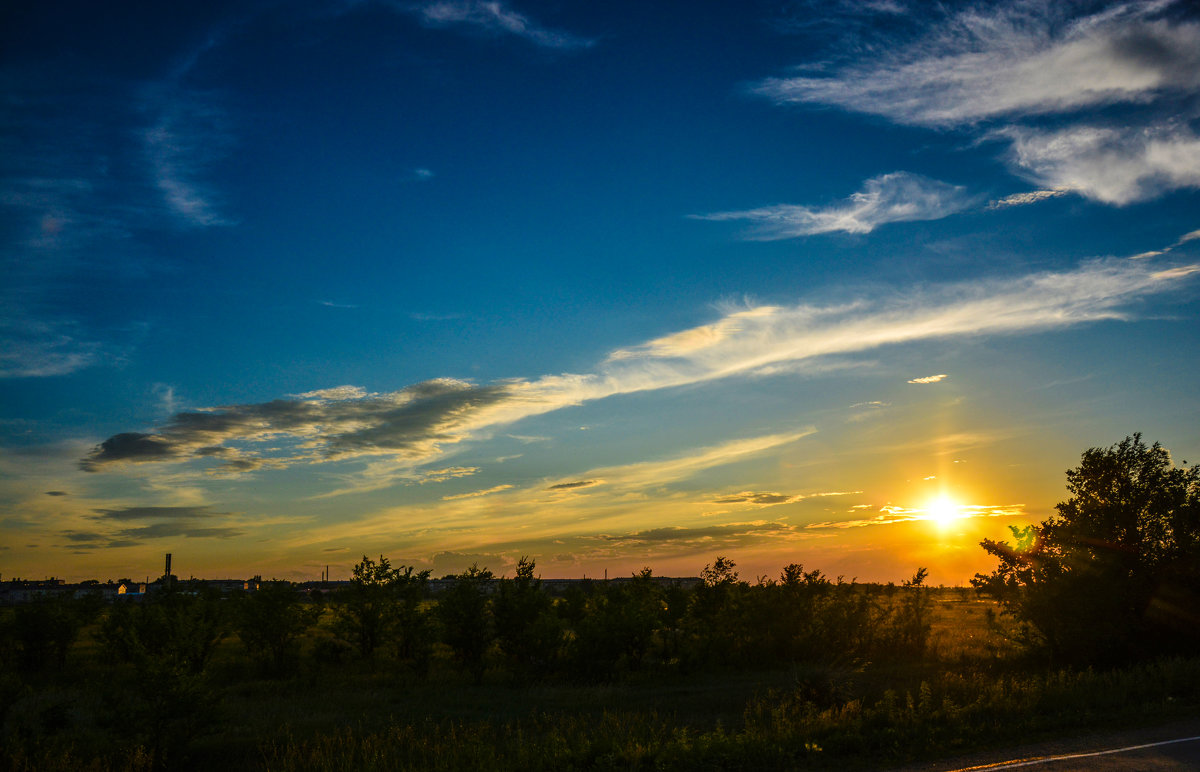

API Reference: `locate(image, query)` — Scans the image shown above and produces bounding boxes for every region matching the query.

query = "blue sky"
[3,0,1198,583]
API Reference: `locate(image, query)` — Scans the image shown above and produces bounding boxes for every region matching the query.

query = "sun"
[925,495,962,526]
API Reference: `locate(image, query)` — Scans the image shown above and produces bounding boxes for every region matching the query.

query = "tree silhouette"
[492,557,559,677]
[974,434,1200,663]
[235,581,320,675]
[437,564,495,683]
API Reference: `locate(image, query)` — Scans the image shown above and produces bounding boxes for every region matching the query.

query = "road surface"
[885,717,1200,772]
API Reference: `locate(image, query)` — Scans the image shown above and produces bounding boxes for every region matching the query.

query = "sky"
[2,0,1198,585]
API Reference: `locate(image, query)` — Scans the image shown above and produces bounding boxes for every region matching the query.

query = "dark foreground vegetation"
[3,434,1198,771]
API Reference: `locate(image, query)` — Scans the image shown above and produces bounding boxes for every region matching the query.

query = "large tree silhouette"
[974,434,1200,663]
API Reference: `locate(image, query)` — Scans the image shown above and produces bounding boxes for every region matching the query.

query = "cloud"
[0,315,108,379]
[753,1,1200,204]
[115,522,244,539]
[808,503,1025,529]
[55,503,244,548]
[292,385,371,401]
[44,491,68,496]
[713,490,858,506]
[908,374,948,384]
[142,89,235,227]
[546,480,600,491]
[756,2,1200,127]
[592,521,808,553]
[693,172,971,238]
[441,484,515,501]
[999,123,1200,205]
[407,1,595,49]
[420,466,480,482]
[987,188,1073,208]
[413,168,434,180]
[92,505,227,521]
[83,257,1197,476]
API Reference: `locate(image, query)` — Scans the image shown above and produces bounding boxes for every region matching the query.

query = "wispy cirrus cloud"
[908,374,947,384]
[757,1,1200,127]
[693,172,971,238]
[754,0,1200,204]
[81,256,1197,477]
[442,484,515,501]
[988,187,1073,208]
[405,1,595,50]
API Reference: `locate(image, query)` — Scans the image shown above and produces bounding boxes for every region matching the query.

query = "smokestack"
[165,552,172,579]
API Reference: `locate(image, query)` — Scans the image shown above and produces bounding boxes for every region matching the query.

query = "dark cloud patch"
[81,378,519,473]
[44,490,68,496]
[63,530,106,542]
[93,505,224,521]
[117,522,243,539]
[598,522,796,546]
[546,480,598,491]
[714,491,794,505]
[80,432,177,470]
[327,382,512,453]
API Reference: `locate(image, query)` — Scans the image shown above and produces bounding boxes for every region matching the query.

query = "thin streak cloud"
[407,1,596,50]
[693,172,971,238]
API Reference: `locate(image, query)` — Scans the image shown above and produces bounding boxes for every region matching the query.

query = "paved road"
[886,718,1200,772]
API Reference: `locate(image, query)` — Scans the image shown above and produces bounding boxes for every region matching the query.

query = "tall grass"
[259,658,1200,772]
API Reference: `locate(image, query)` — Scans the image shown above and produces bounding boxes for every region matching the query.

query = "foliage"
[491,557,560,678]
[334,555,432,666]
[96,586,227,768]
[567,569,666,680]
[436,564,495,683]
[7,595,91,672]
[100,586,227,675]
[974,434,1200,663]
[235,581,321,675]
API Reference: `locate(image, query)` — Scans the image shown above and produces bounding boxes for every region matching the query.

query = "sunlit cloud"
[908,374,948,384]
[441,484,515,501]
[693,172,971,237]
[713,490,859,507]
[82,257,1196,477]
[407,1,596,50]
[808,503,1025,529]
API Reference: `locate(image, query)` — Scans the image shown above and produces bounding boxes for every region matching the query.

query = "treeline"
[0,556,939,768]
[318,556,936,683]
[0,555,935,683]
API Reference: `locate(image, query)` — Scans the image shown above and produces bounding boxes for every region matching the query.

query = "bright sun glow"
[925,495,962,525]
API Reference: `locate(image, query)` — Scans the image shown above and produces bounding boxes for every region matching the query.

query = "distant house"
[117,581,146,596]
